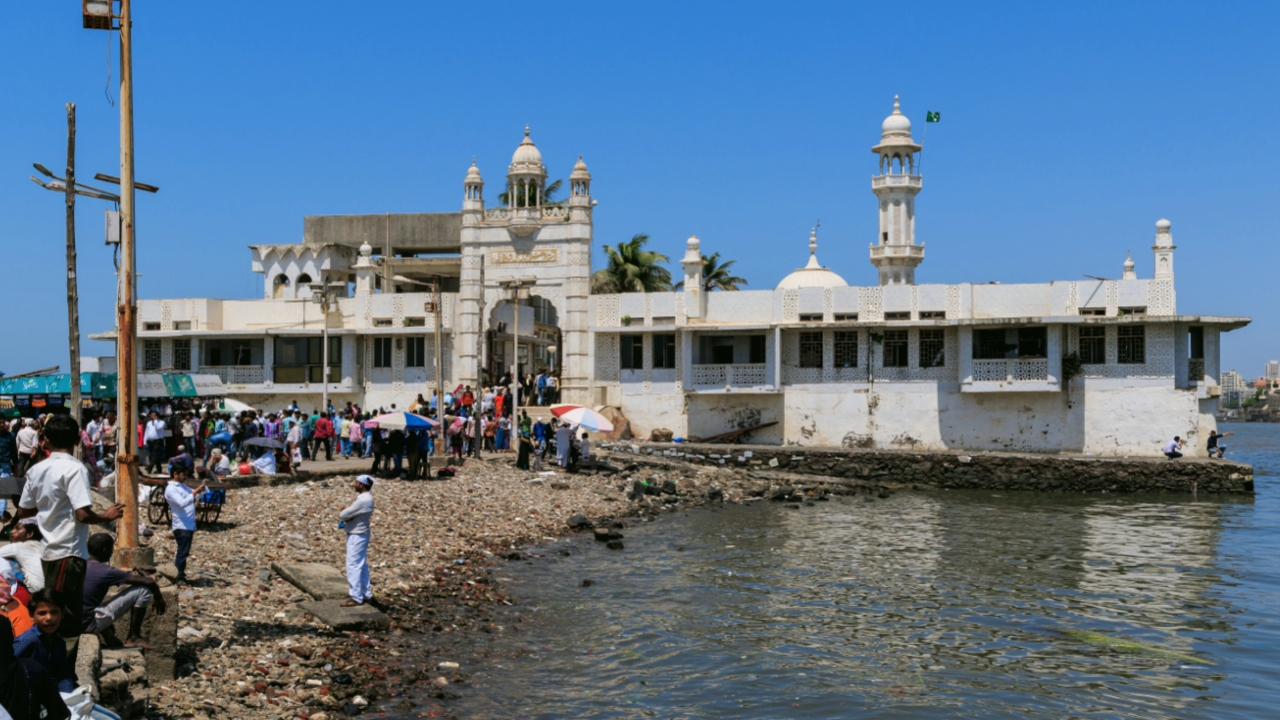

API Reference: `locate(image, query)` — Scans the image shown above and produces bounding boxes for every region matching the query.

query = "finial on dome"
[524,125,530,138]
[893,95,900,112]
[809,225,819,256]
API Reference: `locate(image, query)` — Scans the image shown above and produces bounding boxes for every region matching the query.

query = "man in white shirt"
[0,520,46,591]
[1163,436,1185,460]
[15,414,124,640]
[337,475,375,606]
[15,420,38,478]
[163,465,205,585]
[143,411,168,474]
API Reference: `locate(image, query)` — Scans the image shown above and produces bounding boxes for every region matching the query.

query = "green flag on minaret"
[926,111,940,122]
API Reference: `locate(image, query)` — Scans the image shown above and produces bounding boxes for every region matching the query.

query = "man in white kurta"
[338,474,375,606]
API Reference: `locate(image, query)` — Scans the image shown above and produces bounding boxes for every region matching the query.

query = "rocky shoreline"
[142,450,765,719]
[140,442,1246,718]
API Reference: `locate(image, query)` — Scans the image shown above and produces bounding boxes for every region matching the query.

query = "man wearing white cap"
[338,475,375,606]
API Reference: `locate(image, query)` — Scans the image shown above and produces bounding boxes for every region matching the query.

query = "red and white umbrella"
[549,404,614,433]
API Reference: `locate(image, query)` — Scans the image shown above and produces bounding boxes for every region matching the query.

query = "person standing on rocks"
[164,465,205,586]
[14,414,124,644]
[338,475,376,607]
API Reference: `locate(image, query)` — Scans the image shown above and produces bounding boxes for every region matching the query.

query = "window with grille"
[883,330,908,367]
[1017,327,1048,358]
[1117,325,1145,364]
[799,332,824,368]
[884,311,911,321]
[749,335,766,364]
[1079,326,1106,364]
[919,329,945,367]
[621,335,643,370]
[919,311,946,320]
[373,337,393,368]
[406,337,426,367]
[173,340,191,371]
[834,331,858,368]
[974,329,1010,359]
[143,340,161,370]
[834,313,858,321]
[653,334,676,369]
[799,314,823,322]
[143,322,160,332]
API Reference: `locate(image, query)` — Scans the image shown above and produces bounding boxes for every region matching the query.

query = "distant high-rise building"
[1221,369,1249,406]
[1266,360,1280,381]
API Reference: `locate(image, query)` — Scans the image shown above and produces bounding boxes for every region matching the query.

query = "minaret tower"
[506,126,547,237]
[870,95,925,286]
[1152,218,1175,279]
[462,158,484,226]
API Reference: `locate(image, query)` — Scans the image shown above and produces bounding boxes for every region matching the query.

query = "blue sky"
[2,1,1277,377]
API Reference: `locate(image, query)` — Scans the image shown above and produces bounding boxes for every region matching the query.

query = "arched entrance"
[486,294,562,406]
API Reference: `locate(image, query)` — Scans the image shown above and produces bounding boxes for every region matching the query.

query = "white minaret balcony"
[872,174,922,189]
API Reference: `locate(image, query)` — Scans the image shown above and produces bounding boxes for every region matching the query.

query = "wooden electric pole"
[114,0,144,568]
[64,103,82,423]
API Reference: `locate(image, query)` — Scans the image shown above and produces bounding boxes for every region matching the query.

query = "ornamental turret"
[1153,218,1175,279]
[506,126,547,237]
[462,158,484,226]
[568,155,592,223]
[870,95,925,286]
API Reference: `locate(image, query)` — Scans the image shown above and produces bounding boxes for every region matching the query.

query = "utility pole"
[64,104,82,423]
[433,274,443,456]
[115,0,143,568]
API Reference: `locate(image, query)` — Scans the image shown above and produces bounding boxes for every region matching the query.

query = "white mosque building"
[108,100,1249,456]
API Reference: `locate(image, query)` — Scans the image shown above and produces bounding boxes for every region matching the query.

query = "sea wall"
[606,442,1255,494]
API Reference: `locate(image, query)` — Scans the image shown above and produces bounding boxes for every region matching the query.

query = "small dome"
[465,158,482,183]
[1156,218,1171,231]
[359,241,373,257]
[1123,252,1135,270]
[777,227,849,289]
[881,95,912,136]
[570,155,591,180]
[510,126,543,168]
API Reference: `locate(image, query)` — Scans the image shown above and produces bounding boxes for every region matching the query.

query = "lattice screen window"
[1118,325,1146,364]
[834,331,858,368]
[919,330,945,368]
[1078,326,1106,364]
[143,340,161,371]
[173,340,191,371]
[799,332,824,369]
[883,330,909,368]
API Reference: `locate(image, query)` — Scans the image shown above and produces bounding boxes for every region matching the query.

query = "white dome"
[464,159,482,183]
[881,95,912,136]
[1156,218,1171,231]
[778,265,849,290]
[510,126,543,167]
[777,227,848,289]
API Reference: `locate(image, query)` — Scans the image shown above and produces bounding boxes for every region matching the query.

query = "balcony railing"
[869,244,925,259]
[690,363,769,388]
[972,359,1050,383]
[871,174,922,189]
[199,366,265,384]
[1189,358,1205,384]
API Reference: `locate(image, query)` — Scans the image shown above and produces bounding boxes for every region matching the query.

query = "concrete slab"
[297,600,389,631]
[271,562,351,601]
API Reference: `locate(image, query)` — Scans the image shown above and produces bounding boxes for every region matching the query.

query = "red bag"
[239,461,253,475]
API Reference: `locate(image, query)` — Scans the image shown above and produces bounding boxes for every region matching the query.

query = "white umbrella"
[549,404,614,433]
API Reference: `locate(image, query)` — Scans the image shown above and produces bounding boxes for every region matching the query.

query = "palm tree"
[498,179,565,208]
[591,234,673,293]
[674,252,748,292]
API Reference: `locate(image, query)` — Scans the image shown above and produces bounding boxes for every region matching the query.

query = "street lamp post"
[309,283,343,412]
[393,275,444,456]
[81,0,145,568]
[499,276,537,413]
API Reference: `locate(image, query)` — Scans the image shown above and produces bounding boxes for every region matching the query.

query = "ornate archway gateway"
[454,129,594,405]
[485,294,562,402]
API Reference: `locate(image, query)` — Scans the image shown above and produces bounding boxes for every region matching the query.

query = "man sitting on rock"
[0,520,46,596]
[81,533,166,649]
